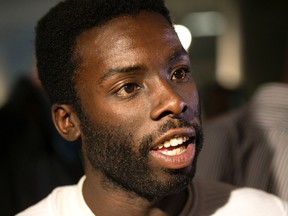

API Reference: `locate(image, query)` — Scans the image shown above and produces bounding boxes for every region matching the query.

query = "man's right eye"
[115,83,141,99]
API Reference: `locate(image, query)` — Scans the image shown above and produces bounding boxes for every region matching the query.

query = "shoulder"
[192,179,288,215]
[217,187,288,215]
[15,177,90,216]
[15,184,78,216]
[15,194,53,216]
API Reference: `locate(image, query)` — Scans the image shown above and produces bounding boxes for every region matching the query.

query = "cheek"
[105,96,149,119]
[178,83,199,105]
[106,102,152,140]
[190,89,200,105]
[111,106,145,128]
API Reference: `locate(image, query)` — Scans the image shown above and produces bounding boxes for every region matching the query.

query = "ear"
[51,104,81,141]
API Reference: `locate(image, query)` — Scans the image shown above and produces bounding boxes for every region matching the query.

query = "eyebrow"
[98,65,144,84]
[168,47,188,65]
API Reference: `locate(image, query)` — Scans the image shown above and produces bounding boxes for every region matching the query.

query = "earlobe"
[51,104,81,141]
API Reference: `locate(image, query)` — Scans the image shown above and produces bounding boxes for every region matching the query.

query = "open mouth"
[152,136,195,156]
[149,128,197,169]
[150,134,196,169]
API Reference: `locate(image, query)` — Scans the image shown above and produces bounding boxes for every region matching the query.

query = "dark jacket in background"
[0,77,83,216]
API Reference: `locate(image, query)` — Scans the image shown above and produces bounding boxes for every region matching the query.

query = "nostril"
[157,110,174,120]
[182,104,188,113]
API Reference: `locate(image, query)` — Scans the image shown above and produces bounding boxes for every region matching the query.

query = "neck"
[82,173,189,216]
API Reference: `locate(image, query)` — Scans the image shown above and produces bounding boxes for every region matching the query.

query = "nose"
[150,80,188,120]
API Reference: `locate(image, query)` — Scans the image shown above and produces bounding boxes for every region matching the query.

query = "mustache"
[159,119,199,134]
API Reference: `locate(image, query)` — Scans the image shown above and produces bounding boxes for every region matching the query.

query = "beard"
[79,112,203,200]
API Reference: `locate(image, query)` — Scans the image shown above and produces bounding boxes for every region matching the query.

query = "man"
[17,0,288,215]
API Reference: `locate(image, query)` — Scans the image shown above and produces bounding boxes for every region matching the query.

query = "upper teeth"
[156,137,189,149]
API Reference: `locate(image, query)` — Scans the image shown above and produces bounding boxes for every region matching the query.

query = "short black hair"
[35,0,172,110]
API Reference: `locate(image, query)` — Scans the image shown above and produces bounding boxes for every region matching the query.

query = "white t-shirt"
[16,176,288,216]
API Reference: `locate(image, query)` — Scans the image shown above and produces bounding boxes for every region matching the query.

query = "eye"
[115,83,141,98]
[170,67,191,81]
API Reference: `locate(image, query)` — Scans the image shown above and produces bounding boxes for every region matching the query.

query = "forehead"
[74,11,183,80]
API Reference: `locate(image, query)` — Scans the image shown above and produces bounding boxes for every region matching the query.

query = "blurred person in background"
[197,39,288,201]
[0,70,83,216]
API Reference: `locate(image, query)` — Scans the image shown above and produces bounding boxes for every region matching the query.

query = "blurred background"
[0,0,287,119]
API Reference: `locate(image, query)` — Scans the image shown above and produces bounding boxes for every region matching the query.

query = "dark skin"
[52,11,200,216]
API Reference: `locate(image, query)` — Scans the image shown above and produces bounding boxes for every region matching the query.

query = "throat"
[83,173,190,216]
[151,188,189,216]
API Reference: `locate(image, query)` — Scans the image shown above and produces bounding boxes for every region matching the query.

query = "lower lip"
[150,144,195,169]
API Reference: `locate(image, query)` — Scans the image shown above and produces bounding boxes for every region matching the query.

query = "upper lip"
[150,127,196,150]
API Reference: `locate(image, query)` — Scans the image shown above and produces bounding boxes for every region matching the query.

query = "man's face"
[74,11,203,200]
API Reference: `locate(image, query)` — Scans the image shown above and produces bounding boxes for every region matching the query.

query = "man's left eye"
[170,68,190,81]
